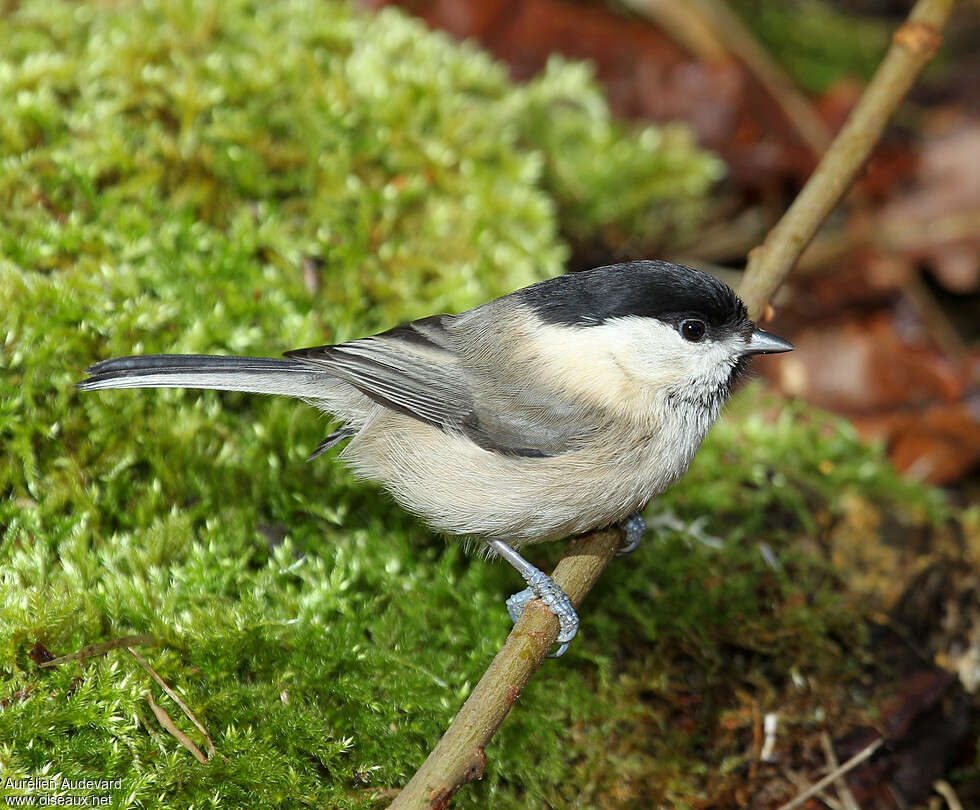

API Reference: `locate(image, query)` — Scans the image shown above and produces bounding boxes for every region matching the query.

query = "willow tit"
[78,260,792,655]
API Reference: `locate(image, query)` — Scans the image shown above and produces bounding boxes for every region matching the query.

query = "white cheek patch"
[500,312,742,424]
[604,318,693,387]
[520,320,642,406]
[515,316,741,427]
[591,316,741,402]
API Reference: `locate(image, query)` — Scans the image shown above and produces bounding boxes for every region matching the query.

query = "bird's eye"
[680,319,707,342]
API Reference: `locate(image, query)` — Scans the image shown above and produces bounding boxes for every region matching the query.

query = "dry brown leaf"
[145,690,208,764]
[128,648,216,760]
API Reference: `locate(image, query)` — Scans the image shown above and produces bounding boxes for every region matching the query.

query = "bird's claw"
[505,570,578,658]
[616,513,647,556]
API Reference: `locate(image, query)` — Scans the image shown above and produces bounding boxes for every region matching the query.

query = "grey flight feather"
[287,342,469,430]
[75,354,333,398]
[82,354,296,376]
[308,427,357,460]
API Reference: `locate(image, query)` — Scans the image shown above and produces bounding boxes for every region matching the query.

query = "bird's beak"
[742,328,794,356]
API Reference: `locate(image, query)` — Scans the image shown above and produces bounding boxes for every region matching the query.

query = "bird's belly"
[342,412,697,546]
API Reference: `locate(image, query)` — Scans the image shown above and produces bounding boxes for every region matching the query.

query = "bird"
[77,260,793,655]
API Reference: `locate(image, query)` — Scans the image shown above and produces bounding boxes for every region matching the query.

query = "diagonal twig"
[692,0,832,156]
[776,737,884,810]
[782,769,844,810]
[623,0,832,156]
[128,647,216,760]
[739,0,956,320]
[145,689,208,764]
[934,779,965,810]
[821,731,862,810]
[388,528,620,809]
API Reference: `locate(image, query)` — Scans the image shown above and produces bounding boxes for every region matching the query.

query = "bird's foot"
[505,572,579,658]
[616,513,647,556]
[488,539,579,658]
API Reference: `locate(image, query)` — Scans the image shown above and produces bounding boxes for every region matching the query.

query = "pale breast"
[340,399,710,546]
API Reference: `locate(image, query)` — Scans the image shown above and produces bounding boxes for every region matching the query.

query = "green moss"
[0,0,961,807]
[510,58,722,248]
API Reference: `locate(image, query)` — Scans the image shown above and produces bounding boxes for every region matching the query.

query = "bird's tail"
[75,354,333,399]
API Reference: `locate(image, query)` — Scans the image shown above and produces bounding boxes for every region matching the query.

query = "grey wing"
[286,314,593,458]
[286,315,473,433]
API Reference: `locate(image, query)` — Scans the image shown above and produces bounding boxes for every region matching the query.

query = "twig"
[902,274,970,358]
[782,769,844,810]
[128,647,216,759]
[390,2,954,805]
[620,0,728,63]
[621,1,831,156]
[387,527,621,810]
[675,206,980,279]
[38,634,158,668]
[821,731,862,810]
[145,690,208,764]
[739,0,956,320]
[934,779,965,810]
[777,737,884,810]
[693,0,832,156]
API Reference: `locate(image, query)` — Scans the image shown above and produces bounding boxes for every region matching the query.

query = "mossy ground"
[1,1,972,808]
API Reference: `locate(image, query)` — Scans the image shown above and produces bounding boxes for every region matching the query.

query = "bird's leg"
[487,539,578,658]
[616,512,647,556]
